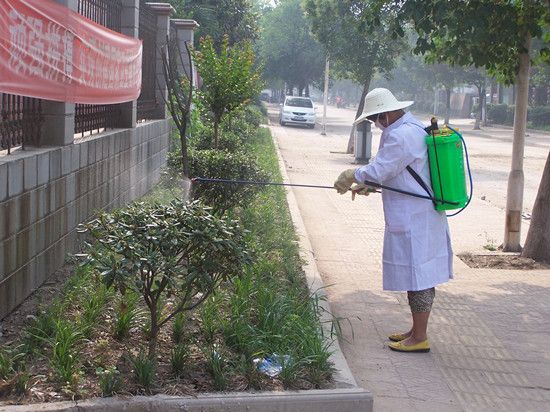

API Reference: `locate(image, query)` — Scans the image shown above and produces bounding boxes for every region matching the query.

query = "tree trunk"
[522,150,550,263]
[298,86,304,96]
[213,120,219,149]
[305,84,310,97]
[482,85,488,127]
[444,86,451,124]
[148,305,159,361]
[346,81,371,154]
[503,32,531,252]
[474,85,483,130]
[179,120,189,176]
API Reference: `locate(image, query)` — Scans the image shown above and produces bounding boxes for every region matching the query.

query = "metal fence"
[0,94,43,153]
[75,0,123,136]
[137,0,160,121]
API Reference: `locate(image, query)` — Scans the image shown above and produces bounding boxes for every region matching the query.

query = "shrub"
[487,104,508,124]
[189,149,270,215]
[80,200,249,360]
[241,105,264,128]
[187,106,261,152]
[528,105,550,127]
[190,128,246,153]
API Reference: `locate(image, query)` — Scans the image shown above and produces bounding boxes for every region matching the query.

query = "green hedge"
[528,106,550,127]
[486,103,550,127]
[487,104,509,124]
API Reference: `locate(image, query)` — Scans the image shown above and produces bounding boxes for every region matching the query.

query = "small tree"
[161,36,194,176]
[193,36,263,148]
[81,200,249,360]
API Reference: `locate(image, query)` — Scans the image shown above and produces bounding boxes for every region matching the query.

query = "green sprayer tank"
[425,127,468,211]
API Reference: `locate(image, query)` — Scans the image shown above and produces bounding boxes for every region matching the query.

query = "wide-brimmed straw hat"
[354,88,414,125]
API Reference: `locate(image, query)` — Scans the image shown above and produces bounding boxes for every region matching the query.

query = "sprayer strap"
[406,166,437,207]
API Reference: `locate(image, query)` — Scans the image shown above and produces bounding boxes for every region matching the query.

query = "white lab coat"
[355,112,453,291]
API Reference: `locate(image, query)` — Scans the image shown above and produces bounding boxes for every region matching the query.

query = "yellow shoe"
[388,339,430,353]
[388,333,409,342]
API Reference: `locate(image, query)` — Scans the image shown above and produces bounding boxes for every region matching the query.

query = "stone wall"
[0,120,170,319]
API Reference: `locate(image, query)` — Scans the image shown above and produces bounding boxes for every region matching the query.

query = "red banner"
[0,0,143,104]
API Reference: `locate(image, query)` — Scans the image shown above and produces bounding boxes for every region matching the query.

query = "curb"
[268,118,373,408]
[271,128,357,389]
[0,389,372,412]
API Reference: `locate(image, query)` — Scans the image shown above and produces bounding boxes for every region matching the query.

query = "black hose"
[445,125,473,217]
[362,180,459,205]
[193,177,459,205]
[192,177,337,190]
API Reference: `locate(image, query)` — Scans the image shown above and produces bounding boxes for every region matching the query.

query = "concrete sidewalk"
[269,110,550,411]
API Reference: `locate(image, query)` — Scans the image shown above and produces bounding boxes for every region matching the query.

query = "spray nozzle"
[424,117,439,134]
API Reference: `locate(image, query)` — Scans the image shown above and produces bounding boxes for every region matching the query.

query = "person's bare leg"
[401,311,430,345]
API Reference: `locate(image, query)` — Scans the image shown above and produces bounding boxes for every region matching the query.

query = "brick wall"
[0,120,170,319]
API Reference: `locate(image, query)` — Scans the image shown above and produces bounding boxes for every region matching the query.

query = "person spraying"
[334,88,454,353]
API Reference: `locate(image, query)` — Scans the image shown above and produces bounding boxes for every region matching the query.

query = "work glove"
[334,168,358,194]
[350,184,376,200]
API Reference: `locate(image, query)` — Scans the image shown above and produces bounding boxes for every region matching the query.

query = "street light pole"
[321,56,329,136]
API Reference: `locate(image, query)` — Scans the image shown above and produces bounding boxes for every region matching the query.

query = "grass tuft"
[96,366,122,397]
[170,343,189,378]
[129,351,156,391]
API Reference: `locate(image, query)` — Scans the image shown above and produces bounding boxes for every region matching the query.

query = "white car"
[279,97,316,128]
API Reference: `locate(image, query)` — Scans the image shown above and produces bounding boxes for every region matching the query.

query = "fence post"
[147,2,175,120]
[116,0,140,129]
[171,19,199,77]
[38,0,78,147]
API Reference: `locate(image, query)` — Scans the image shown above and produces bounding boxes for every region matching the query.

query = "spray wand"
[191,177,459,206]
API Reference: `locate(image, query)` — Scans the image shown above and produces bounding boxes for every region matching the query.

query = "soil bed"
[0,120,334,407]
[458,253,550,270]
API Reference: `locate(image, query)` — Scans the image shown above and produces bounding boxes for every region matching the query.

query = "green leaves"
[303,0,407,85]
[193,35,264,147]
[381,0,549,84]
[189,148,271,215]
[80,200,249,359]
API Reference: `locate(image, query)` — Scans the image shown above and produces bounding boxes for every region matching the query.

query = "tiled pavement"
[269,108,550,411]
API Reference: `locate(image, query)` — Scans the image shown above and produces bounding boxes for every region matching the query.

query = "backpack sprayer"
[192,118,473,216]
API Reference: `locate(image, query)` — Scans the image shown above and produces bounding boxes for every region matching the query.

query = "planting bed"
[0,124,336,407]
[458,252,549,270]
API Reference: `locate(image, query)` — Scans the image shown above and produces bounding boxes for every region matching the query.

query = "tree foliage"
[193,36,263,147]
[368,0,549,84]
[259,0,324,94]
[303,0,406,122]
[170,0,260,48]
